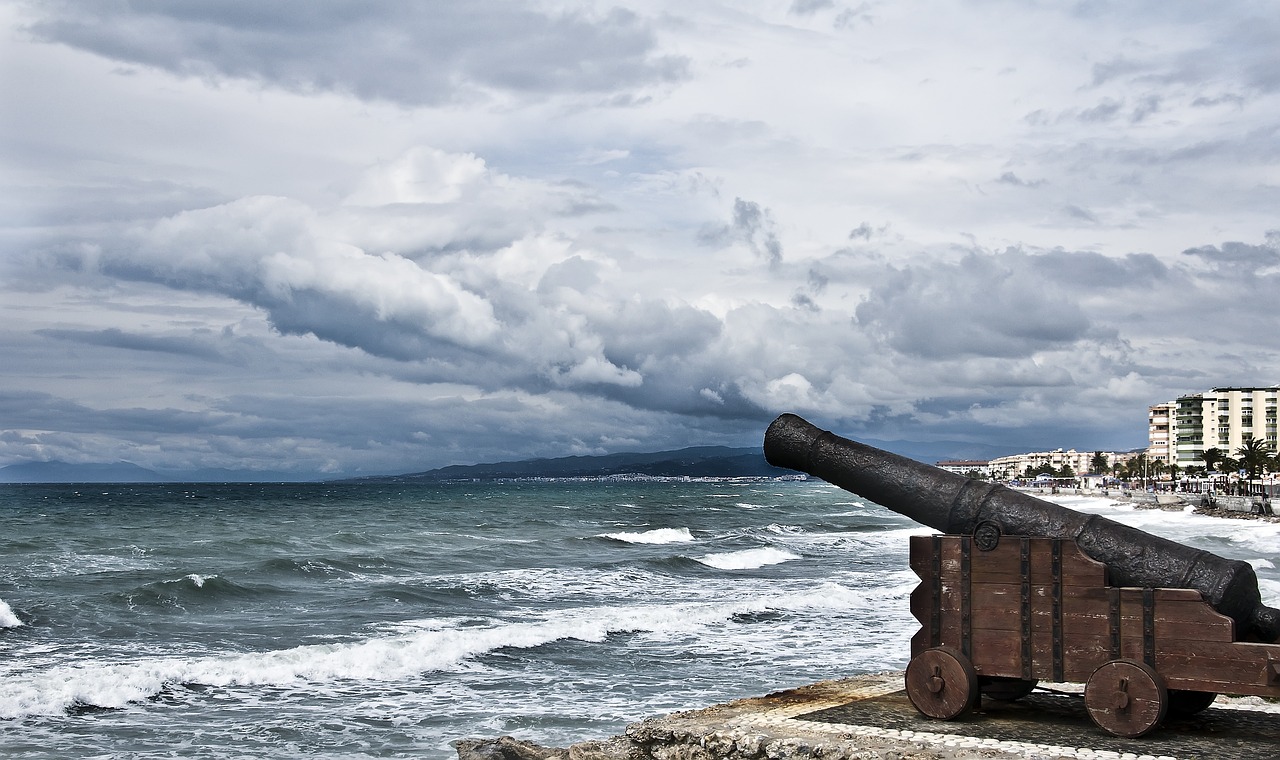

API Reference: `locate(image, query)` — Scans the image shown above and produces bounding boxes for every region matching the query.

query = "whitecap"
[0,598,21,628]
[0,600,781,717]
[161,574,213,588]
[601,527,695,544]
[694,547,800,570]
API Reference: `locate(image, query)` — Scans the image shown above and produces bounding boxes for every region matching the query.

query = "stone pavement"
[456,672,1280,760]
[800,674,1280,759]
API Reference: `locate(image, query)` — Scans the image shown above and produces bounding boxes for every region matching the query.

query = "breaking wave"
[0,598,21,628]
[0,585,863,719]
[694,547,800,570]
[600,527,695,544]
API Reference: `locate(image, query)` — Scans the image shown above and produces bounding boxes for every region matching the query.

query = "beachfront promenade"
[455,672,1280,759]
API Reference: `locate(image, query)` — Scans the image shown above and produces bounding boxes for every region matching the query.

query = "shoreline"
[1018,485,1280,523]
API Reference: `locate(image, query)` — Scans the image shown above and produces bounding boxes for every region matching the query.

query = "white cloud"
[3,0,1280,475]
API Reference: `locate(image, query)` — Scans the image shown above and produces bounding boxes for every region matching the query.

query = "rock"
[453,736,570,760]
[568,737,638,760]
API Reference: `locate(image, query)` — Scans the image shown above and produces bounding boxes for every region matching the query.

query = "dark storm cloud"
[1182,237,1280,272]
[699,198,783,268]
[37,327,228,362]
[1025,250,1168,288]
[854,250,1094,360]
[24,0,688,105]
[0,390,230,435]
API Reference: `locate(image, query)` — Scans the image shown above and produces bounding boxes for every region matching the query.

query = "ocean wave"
[0,598,21,628]
[599,527,695,544]
[0,589,862,718]
[114,574,273,610]
[693,547,800,570]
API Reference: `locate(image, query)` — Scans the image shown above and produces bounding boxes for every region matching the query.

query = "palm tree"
[1237,437,1275,477]
[1090,451,1109,475]
[1236,437,1276,495]
[1201,447,1225,474]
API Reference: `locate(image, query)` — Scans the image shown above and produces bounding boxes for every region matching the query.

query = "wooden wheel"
[1084,659,1169,738]
[980,676,1037,701]
[1167,689,1217,717]
[905,647,979,720]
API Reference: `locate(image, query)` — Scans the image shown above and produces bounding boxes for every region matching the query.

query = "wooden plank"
[940,537,1107,585]
[949,580,1231,633]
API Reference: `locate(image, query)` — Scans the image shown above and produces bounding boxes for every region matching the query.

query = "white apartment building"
[987,449,1124,480]
[1151,386,1280,468]
[1148,402,1176,465]
[935,460,991,477]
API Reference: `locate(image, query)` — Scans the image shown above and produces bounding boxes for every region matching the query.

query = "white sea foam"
[0,598,21,628]
[164,574,214,588]
[601,527,695,544]
[0,589,863,718]
[694,547,800,570]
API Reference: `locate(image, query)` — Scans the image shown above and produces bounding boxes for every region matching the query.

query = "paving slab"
[457,672,1280,760]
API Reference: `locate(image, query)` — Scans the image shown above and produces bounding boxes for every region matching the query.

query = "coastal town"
[936,385,1280,499]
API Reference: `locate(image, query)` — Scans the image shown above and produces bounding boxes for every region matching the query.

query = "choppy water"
[1,480,1277,758]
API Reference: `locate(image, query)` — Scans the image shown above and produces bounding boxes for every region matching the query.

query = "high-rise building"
[1148,402,1176,465]
[1157,386,1280,467]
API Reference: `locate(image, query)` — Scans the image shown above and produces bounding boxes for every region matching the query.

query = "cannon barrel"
[764,413,1280,643]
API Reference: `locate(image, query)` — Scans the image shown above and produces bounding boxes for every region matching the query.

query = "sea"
[2,478,1279,759]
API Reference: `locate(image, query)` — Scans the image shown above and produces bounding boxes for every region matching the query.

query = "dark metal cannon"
[763,413,1280,643]
[765,412,1280,737]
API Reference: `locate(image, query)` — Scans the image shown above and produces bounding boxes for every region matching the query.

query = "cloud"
[23,1,688,106]
[6,1,1280,476]
[699,198,784,268]
[1182,237,1280,273]
[36,327,229,362]
[89,195,504,359]
[854,250,1094,360]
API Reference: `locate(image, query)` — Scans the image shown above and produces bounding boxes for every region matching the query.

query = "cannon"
[764,413,1280,737]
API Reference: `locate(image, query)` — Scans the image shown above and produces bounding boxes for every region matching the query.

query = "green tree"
[1089,451,1109,474]
[1025,463,1054,478]
[1130,452,1149,485]
[1236,438,1275,494]
[1201,447,1226,474]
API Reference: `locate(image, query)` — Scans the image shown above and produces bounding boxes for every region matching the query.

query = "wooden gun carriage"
[907,530,1280,737]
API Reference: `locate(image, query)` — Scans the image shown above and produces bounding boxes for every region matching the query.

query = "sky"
[2,0,1278,478]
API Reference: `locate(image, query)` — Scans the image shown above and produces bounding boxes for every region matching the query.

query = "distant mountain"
[0,460,171,484]
[349,437,1016,483]
[356,446,793,482]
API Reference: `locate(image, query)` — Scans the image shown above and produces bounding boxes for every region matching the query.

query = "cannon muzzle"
[764,412,1280,642]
